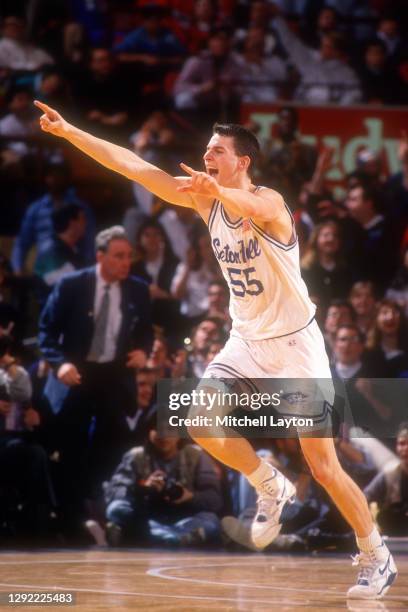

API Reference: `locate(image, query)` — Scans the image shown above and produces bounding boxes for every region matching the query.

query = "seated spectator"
[0,336,31,413]
[131,111,178,171]
[114,5,185,104]
[366,299,408,377]
[357,39,402,105]
[103,425,222,547]
[107,367,157,473]
[185,317,225,378]
[261,106,317,202]
[349,281,377,336]
[147,337,172,379]
[0,254,22,342]
[307,0,378,41]
[0,87,39,173]
[32,66,71,109]
[34,203,87,305]
[114,5,185,66]
[237,27,288,103]
[171,233,222,328]
[271,8,362,104]
[386,246,408,317]
[364,421,408,536]
[171,0,219,54]
[72,47,139,140]
[0,336,56,542]
[234,1,279,56]
[301,6,340,49]
[331,324,391,436]
[132,219,179,335]
[11,159,96,274]
[204,280,231,332]
[323,299,355,357]
[173,28,242,125]
[158,205,201,262]
[0,15,54,71]
[301,220,351,310]
[129,114,181,218]
[376,15,405,66]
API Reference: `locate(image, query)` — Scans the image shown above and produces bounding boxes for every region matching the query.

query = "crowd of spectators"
[0,1,407,549]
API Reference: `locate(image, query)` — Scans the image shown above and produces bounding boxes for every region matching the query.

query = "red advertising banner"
[241,104,408,189]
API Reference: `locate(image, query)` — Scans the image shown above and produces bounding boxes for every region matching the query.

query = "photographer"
[364,422,408,536]
[0,336,57,543]
[103,424,223,547]
[0,336,31,427]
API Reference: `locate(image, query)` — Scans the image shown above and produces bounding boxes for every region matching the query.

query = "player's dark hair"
[213,123,260,174]
[52,204,83,234]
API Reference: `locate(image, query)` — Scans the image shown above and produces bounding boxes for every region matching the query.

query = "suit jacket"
[38,267,153,413]
[39,266,153,367]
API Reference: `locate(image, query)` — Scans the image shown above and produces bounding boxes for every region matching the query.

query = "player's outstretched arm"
[34,101,194,209]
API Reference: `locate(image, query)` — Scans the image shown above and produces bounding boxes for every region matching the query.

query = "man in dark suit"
[38,226,153,535]
[344,183,398,291]
[331,324,390,439]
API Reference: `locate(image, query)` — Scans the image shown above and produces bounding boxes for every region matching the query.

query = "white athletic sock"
[356,527,387,559]
[247,460,275,489]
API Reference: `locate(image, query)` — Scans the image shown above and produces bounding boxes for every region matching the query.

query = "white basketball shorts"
[201,319,335,433]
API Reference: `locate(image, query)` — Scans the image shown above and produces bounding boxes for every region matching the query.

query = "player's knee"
[308,456,337,488]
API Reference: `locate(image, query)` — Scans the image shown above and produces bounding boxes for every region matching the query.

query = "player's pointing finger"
[34,100,52,113]
[180,162,196,176]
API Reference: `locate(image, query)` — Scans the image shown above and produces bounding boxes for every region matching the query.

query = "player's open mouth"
[207,168,219,177]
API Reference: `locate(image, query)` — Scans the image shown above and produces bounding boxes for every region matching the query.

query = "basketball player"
[34,100,396,600]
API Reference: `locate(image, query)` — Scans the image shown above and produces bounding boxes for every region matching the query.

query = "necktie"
[89,284,110,359]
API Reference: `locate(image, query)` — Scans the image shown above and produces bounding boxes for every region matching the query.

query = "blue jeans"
[106,499,220,545]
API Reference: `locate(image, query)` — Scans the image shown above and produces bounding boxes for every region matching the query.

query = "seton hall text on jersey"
[212,236,262,264]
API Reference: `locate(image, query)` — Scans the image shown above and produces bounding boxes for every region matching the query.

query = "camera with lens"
[161,477,184,502]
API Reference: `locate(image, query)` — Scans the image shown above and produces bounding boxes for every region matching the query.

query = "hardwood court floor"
[0,549,406,611]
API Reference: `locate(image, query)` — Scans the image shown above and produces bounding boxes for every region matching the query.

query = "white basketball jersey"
[208,190,315,340]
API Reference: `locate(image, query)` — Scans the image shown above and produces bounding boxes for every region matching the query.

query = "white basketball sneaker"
[251,467,296,549]
[347,546,397,599]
